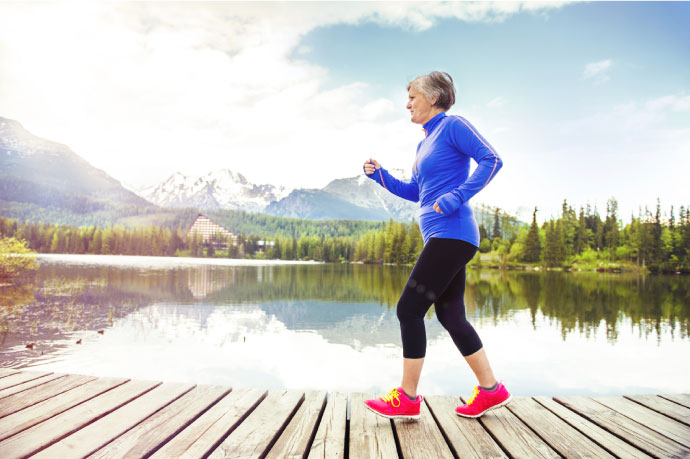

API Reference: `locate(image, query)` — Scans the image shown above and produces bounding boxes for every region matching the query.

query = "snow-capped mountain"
[321,168,418,221]
[138,169,291,213]
[138,167,420,221]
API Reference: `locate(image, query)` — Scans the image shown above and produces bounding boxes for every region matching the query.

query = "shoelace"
[381,388,401,408]
[466,386,480,405]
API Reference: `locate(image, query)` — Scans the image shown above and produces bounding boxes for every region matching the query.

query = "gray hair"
[407,71,456,111]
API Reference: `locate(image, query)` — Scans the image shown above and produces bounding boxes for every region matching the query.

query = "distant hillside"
[0,117,154,226]
[263,188,383,220]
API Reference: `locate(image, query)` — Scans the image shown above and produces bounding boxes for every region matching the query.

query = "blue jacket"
[367,112,503,247]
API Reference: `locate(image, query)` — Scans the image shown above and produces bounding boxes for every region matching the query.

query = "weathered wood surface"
[0,374,95,418]
[0,376,128,443]
[0,369,688,458]
[425,395,506,458]
[0,368,20,378]
[533,396,652,459]
[267,390,327,459]
[0,372,66,400]
[593,395,690,448]
[626,394,690,426]
[461,395,560,459]
[307,391,347,459]
[660,393,690,409]
[34,382,194,459]
[208,389,304,459]
[151,387,266,459]
[507,396,614,458]
[348,392,398,459]
[394,400,454,459]
[0,370,52,391]
[88,384,229,459]
[556,395,690,458]
[0,379,158,459]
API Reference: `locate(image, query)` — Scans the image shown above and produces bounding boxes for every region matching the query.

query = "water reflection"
[0,255,688,395]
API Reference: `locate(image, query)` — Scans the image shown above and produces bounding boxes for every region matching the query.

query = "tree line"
[497,199,690,272]
[1,197,689,272]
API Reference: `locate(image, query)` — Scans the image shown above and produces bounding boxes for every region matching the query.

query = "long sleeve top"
[367,112,503,247]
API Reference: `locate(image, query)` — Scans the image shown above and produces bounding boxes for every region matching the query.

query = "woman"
[362,71,511,419]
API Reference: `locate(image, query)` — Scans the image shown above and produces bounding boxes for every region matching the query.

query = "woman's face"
[406,87,435,125]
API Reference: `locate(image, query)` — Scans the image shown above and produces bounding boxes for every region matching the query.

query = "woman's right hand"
[363,158,381,175]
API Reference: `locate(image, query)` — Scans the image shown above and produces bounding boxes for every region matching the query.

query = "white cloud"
[646,93,690,112]
[487,96,508,108]
[583,59,613,84]
[0,1,569,190]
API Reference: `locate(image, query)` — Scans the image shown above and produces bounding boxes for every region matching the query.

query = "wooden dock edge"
[0,369,688,458]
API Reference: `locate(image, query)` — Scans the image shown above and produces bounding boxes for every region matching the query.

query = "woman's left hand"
[433,202,444,214]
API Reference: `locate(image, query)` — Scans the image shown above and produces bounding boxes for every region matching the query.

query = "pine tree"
[91,229,103,254]
[651,199,663,265]
[492,207,501,240]
[524,207,541,262]
[574,207,588,255]
[604,197,619,260]
[543,221,555,266]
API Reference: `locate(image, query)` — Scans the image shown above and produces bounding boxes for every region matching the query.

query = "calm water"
[1,254,689,397]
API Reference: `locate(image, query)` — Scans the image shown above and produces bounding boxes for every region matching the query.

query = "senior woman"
[362,71,511,419]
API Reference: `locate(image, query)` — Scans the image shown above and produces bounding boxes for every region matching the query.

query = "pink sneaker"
[455,382,512,418]
[364,387,422,420]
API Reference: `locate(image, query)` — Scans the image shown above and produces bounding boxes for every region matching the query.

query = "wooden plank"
[348,392,398,459]
[0,370,52,390]
[660,393,690,409]
[0,368,20,378]
[593,396,690,448]
[625,394,690,427]
[33,382,195,459]
[0,376,128,442]
[0,374,96,418]
[465,395,559,459]
[208,390,304,459]
[0,373,67,400]
[151,388,267,459]
[0,379,159,459]
[307,392,348,459]
[87,384,228,459]
[555,396,690,458]
[507,397,614,458]
[267,391,327,459]
[425,395,506,458]
[393,399,453,459]
[533,396,651,459]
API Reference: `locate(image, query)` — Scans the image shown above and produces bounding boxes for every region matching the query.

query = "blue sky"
[0,2,688,222]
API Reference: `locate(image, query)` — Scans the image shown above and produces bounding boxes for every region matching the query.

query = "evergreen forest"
[1,197,689,273]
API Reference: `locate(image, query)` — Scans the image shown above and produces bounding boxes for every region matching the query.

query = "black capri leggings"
[397,237,482,359]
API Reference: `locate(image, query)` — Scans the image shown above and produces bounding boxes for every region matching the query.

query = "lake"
[1,254,688,397]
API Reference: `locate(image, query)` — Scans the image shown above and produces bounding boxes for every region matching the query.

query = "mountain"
[138,170,290,213]
[263,188,384,220]
[264,170,418,221]
[139,166,418,222]
[0,117,153,224]
[322,171,418,221]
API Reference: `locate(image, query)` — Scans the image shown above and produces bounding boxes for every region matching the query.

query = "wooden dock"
[0,369,688,458]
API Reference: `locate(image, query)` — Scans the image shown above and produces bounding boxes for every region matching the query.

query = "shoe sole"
[455,394,513,418]
[363,402,421,420]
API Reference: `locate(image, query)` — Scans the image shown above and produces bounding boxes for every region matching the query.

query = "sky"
[1,1,688,223]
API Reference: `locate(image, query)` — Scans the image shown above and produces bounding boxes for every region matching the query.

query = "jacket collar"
[422,111,447,137]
